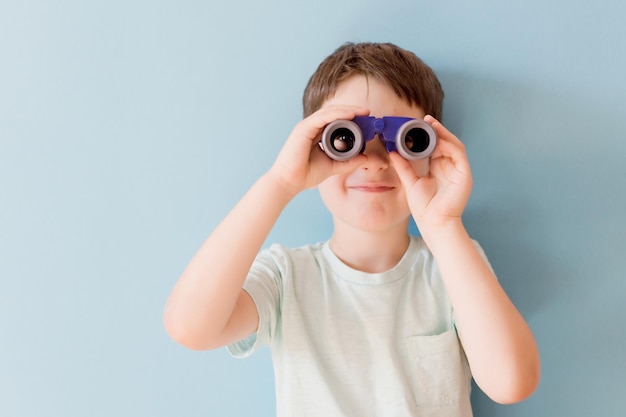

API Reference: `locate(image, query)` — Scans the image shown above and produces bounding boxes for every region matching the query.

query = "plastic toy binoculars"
[320,116,437,161]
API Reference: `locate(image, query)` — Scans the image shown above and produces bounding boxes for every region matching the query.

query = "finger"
[431,135,468,163]
[282,106,369,159]
[424,115,465,149]
[429,139,472,179]
[299,105,370,142]
[389,152,420,188]
[425,117,467,163]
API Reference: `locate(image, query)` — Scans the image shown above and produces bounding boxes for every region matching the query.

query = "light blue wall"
[2,0,624,416]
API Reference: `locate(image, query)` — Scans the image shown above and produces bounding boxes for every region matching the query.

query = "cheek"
[318,177,346,208]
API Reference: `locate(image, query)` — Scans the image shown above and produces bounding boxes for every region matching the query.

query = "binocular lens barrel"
[394,120,437,160]
[321,118,437,161]
[320,120,364,161]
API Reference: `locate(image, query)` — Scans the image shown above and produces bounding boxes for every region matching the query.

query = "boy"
[164,42,540,416]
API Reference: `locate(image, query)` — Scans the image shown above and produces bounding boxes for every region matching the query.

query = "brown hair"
[302,42,444,119]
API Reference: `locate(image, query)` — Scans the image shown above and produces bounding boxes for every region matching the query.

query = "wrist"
[262,170,302,201]
[418,216,469,251]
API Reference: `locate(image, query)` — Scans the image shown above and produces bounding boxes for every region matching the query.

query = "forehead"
[322,75,425,118]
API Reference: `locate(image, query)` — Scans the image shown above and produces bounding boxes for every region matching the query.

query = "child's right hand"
[267,105,370,195]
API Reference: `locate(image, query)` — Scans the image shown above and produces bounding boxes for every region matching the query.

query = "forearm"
[420,220,540,403]
[164,172,296,348]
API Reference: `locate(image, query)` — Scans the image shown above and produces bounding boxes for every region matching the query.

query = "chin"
[342,214,411,234]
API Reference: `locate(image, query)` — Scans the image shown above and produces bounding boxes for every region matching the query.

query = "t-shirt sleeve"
[227,245,284,358]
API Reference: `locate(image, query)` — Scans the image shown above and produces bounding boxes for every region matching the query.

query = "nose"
[361,136,389,170]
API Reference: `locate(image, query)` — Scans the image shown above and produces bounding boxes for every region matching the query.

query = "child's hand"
[268,105,370,195]
[389,115,473,229]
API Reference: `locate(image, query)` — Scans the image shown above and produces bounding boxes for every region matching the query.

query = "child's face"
[318,75,426,233]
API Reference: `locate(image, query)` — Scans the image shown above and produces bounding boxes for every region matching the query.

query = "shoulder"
[256,241,326,273]
[259,241,324,259]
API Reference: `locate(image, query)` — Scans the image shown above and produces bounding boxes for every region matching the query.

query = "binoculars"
[320,116,437,161]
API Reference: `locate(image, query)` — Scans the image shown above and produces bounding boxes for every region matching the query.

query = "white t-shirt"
[228,236,480,416]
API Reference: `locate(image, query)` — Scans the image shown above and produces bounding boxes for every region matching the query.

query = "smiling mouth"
[349,185,395,192]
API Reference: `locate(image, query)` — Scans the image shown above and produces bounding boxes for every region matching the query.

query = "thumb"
[389,152,419,189]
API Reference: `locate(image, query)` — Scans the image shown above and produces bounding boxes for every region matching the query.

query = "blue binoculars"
[320,116,437,161]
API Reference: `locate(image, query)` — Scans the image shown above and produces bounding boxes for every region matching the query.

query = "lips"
[348,184,395,192]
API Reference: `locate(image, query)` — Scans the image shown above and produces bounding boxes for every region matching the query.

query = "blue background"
[1,0,625,416]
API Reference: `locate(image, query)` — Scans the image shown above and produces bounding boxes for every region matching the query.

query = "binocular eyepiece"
[320,116,437,162]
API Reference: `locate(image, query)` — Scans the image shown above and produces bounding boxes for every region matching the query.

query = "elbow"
[163,308,218,351]
[483,360,541,404]
[490,379,539,405]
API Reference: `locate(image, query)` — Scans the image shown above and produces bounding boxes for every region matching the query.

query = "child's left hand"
[389,115,473,230]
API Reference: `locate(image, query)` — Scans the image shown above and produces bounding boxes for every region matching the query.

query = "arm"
[163,105,369,351]
[163,173,294,351]
[390,116,540,403]
[421,220,540,404]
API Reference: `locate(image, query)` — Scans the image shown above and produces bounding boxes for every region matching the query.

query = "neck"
[328,220,411,273]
